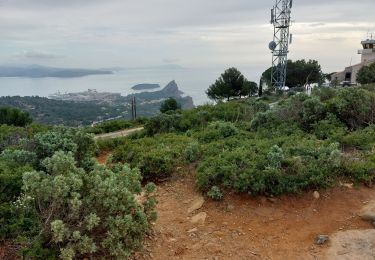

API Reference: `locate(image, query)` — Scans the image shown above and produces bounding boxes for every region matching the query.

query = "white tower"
[359,38,375,63]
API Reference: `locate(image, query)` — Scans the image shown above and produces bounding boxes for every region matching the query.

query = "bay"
[0,68,219,105]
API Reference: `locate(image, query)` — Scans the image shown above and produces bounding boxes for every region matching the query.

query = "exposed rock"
[188,228,198,233]
[325,230,375,259]
[359,200,375,221]
[315,235,329,245]
[162,80,183,96]
[191,212,207,225]
[188,197,205,213]
[342,183,354,189]
[313,191,320,199]
[226,204,235,211]
[267,197,278,203]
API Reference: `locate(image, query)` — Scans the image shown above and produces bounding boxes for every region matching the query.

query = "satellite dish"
[269,41,277,51]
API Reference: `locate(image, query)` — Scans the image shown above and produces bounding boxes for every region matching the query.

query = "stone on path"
[188,197,205,213]
[313,191,320,199]
[325,230,375,260]
[359,200,375,221]
[191,212,207,225]
[316,235,329,245]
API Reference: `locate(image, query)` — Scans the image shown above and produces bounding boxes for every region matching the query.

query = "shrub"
[0,159,35,240]
[267,145,284,169]
[197,136,342,196]
[209,121,239,138]
[340,125,375,150]
[329,88,375,130]
[312,114,347,140]
[137,149,174,180]
[0,107,32,127]
[160,98,181,113]
[314,87,337,101]
[340,153,375,184]
[300,98,326,129]
[31,128,97,168]
[184,142,201,162]
[144,113,183,136]
[19,152,157,259]
[1,149,37,167]
[250,110,281,130]
[207,186,223,201]
[112,134,192,180]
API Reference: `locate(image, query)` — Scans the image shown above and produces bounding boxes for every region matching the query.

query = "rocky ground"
[131,169,375,260]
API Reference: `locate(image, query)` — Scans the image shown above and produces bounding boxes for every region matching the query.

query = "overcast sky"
[0,0,374,80]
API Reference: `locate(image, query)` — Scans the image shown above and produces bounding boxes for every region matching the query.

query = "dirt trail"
[95,127,144,139]
[131,173,375,260]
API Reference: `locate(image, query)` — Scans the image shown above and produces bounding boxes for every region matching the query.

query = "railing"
[358,49,375,54]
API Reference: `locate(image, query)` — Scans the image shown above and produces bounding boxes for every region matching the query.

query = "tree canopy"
[160,97,181,113]
[357,62,375,85]
[261,59,324,89]
[0,107,32,127]
[206,67,258,101]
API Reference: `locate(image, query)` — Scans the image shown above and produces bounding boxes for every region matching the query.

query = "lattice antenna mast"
[269,0,293,90]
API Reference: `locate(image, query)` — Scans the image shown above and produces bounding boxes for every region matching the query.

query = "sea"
[0,68,221,106]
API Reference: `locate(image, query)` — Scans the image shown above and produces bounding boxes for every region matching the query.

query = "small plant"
[267,145,284,169]
[209,121,239,138]
[207,186,223,201]
[184,142,201,162]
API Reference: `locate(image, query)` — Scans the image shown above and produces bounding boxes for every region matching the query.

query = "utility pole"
[131,96,137,120]
[269,0,293,90]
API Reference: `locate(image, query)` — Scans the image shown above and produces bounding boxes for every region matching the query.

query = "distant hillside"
[0,65,113,78]
[0,80,195,126]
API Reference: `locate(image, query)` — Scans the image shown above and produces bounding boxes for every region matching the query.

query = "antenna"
[269,0,293,90]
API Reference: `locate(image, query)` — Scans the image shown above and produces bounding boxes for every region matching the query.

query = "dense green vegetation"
[0,107,33,127]
[0,122,156,259]
[357,62,375,85]
[105,84,375,198]
[160,97,181,113]
[3,83,375,258]
[262,59,324,88]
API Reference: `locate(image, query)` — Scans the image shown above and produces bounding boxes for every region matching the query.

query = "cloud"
[16,50,64,60]
[0,0,373,74]
[163,58,181,64]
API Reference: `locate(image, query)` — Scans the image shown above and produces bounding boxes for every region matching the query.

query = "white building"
[332,38,375,85]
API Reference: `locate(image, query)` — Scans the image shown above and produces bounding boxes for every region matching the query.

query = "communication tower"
[269,0,293,89]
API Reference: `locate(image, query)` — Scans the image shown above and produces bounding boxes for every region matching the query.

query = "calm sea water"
[0,68,220,106]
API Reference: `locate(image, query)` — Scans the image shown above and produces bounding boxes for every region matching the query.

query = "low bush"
[19,152,157,259]
[0,107,32,127]
[340,153,375,184]
[340,125,375,150]
[197,136,341,196]
[112,134,193,180]
[184,142,201,162]
[0,159,35,241]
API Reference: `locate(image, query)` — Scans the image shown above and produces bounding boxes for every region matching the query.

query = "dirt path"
[95,127,144,139]
[132,174,374,260]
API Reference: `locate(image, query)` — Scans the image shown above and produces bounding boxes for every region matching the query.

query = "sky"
[0,0,374,81]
